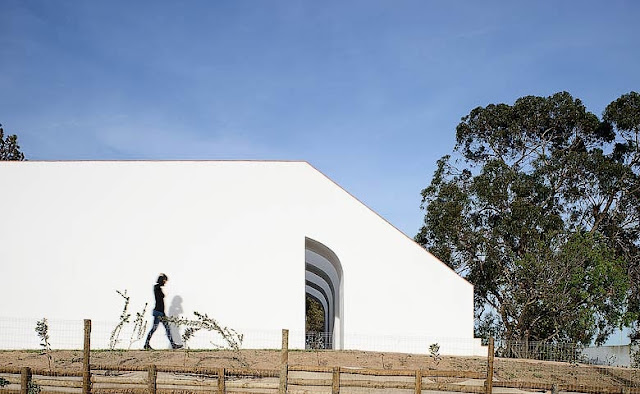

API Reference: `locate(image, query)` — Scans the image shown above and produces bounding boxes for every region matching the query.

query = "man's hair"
[157,273,168,284]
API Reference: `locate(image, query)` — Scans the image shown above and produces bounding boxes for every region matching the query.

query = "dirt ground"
[1,349,638,389]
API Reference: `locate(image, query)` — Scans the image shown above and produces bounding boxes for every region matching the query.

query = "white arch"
[305,237,343,349]
[306,251,340,317]
[305,271,333,333]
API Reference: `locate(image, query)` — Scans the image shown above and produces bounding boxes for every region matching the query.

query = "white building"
[0,161,484,355]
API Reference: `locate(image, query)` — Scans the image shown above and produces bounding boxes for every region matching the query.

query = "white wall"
[583,345,632,367]
[0,161,481,354]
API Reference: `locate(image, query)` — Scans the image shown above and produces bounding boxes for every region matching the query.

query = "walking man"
[144,273,183,350]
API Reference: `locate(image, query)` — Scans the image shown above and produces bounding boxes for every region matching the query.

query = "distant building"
[0,161,484,355]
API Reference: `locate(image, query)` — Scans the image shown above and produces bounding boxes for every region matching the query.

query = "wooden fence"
[0,321,638,394]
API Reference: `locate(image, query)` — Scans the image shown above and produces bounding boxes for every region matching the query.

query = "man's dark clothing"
[153,283,165,313]
[145,282,178,349]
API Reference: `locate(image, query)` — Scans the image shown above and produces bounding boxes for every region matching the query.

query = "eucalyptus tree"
[416,92,640,345]
[0,123,25,160]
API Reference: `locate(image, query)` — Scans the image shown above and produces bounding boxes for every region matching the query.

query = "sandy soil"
[0,349,638,389]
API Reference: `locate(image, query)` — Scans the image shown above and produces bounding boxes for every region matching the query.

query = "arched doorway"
[305,237,343,349]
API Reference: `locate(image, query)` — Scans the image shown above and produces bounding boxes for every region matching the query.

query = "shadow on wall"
[168,295,183,345]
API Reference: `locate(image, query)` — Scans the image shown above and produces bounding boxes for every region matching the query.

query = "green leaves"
[455,92,601,167]
[604,92,640,134]
[508,232,627,345]
[418,91,640,344]
[0,124,25,161]
[35,318,53,371]
[306,293,325,333]
[35,318,51,351]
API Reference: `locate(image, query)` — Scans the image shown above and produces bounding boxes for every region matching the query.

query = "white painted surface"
[583,345,632,367]
[0,161,482,355]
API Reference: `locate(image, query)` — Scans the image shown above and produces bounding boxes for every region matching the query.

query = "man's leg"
[145,313,161,349]
[161,317,174,344]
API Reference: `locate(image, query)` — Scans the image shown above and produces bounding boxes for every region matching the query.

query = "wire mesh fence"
[3,317,640,393]
[0,317,287,351]
[0,316,485,356]
[494,339,585,363]
[1,316,639,363]
[305,331,333,350]
[492,338,639,368]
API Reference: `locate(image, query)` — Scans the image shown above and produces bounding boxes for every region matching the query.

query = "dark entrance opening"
[305,293,328,349]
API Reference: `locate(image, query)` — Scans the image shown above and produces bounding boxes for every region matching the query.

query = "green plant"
[429,343,441,365]
[379,354,392,369]
[35,318,53,371]
[110,290,131,350]
[0,377,9,387]
[28,381,41,394]
[165,311,246,366]
[109,289,149,350]
[128,301,148,349]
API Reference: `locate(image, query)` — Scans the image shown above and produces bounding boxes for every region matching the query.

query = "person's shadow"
[168,295,184,346]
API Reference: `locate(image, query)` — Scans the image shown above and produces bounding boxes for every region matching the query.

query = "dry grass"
[0,349,638,389]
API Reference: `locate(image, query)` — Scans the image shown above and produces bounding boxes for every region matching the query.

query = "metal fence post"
[83,319,92,394]
[279,329,289,394]
[485,337,494,394]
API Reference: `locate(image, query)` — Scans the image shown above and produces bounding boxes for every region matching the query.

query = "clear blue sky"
[2,1,639,238]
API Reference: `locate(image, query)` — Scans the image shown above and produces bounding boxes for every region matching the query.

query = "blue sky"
[1,1,639,239]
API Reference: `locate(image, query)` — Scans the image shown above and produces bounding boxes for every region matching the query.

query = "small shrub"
[110,290,131,350]
[109,289,149,350]
[380,354,392,369]
[429,343,441,366]
[165,311,246,366]
[128,301,148,349]
[35,318,53,371]
[28,381,41,394]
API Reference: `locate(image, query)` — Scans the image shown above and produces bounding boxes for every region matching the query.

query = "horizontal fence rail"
[1,320,640,393]
[3,366,639,393]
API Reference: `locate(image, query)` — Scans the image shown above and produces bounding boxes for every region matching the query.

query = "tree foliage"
[0,123,25,160]
[416,91,640,345]
[306,294,325,333]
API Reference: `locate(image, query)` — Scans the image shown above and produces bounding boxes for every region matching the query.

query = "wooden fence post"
[415,369,422,394]
[148,364,157,394]
[20,367,31,394]
[218,367,225,394]
[485,337,494,394]
[332,367,340,394]
[83,319,92,394]
[279,329,289,394]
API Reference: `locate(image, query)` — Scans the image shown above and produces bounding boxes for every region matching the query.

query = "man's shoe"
[172,343,183,349]
[144,344,153,350]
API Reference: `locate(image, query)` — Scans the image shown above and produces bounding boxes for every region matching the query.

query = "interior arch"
[305,237,343,349]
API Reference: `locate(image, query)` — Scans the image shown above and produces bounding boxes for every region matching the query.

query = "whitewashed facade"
[0,161,483,355]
